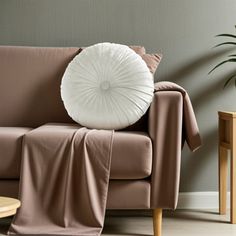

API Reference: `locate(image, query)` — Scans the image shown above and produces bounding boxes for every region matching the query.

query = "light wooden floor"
[1,210,236,235]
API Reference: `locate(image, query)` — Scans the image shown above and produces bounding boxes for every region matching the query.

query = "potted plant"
[209,26,236,88]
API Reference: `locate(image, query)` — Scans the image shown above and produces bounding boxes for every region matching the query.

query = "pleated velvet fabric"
[9,124,114,236]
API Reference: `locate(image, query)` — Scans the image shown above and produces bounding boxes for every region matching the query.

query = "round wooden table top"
[0,197,21,218]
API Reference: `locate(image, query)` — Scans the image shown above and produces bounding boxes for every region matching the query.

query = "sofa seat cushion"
[0,124,152,179]
[0,127,32,179]
[111,131,152,179]
[0,125,152,180]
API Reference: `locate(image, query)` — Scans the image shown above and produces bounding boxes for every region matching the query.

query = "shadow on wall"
[191,70,236,112]
[180,127,218,192]
[181,76,233,191]
[157,47,234,85]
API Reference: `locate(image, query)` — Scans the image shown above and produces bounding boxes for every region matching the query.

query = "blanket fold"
[154,81,201,151]
[9,124,114,236]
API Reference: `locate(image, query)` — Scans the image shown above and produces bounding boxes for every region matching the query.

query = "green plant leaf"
[216,34,236,39]
[210,27,236,89]
[209,58,236,74]
[214,42,236,48]
[223,74,236,88]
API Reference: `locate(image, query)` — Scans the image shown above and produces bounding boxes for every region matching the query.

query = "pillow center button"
[100,81,110,91]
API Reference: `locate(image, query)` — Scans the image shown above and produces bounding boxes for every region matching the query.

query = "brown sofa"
[0,46,200,236]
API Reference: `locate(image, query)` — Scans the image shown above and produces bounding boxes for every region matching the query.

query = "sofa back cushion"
[0,46,149,131]
[0,46,79,127]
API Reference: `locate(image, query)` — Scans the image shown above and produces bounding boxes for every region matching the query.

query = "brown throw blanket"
[9,124,114,236]
[154,81,201,151]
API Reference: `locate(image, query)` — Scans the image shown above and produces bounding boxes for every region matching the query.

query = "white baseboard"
[177,191,230,209]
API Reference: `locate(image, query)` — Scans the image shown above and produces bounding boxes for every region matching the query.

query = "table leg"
[231,136,236,223]
[230,119,236,224]
[219,146,228,215]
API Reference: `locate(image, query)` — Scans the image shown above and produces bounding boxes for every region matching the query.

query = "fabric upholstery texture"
[61,42,154,130]
[142,53,162,75]
[79,45,162,75]
[0,127,32,179]
[0,180,151,209]
[0,127,152,180]
[154,81,201,151]
[0,46,79,127]
[111,131,152,179]
[107,180,151,209]
[149,91,183,209]
[0,46,154,132]
[79,45,146,56]
[149,82,202,209]
[129,45,146,55]
[9,124,114,235]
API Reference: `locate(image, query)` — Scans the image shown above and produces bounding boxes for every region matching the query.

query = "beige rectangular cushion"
[0,126,152,180]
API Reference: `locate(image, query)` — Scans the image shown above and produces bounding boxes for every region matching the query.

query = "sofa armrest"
[149,91,183,209]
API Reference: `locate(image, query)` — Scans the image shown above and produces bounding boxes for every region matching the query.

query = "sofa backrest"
[0,46,79,127]
[0,46,148,131]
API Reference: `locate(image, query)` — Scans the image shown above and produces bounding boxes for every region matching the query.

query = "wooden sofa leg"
[153,208,162,236]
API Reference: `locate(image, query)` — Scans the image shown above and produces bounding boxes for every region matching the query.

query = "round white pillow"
[61,42,154,130]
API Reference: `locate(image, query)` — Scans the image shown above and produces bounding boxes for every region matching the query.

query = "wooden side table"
[0,197,21,218]
[218,111,236,224]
